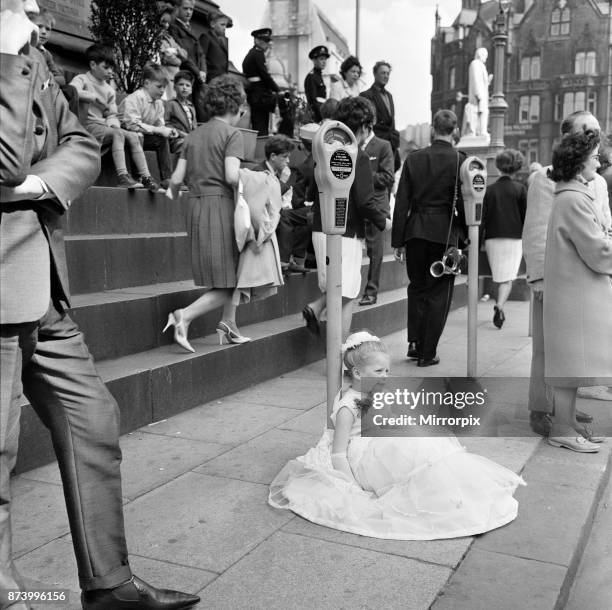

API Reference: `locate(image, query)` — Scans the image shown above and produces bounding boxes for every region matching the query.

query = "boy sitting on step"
[164,70,196,154]
[71,44,160,190]
[120,63,177,190]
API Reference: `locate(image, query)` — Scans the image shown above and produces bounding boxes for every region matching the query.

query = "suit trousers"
[0,302,132,599]
[405,239,455,360]
[276,207,311,263]
[250,105,270,136]
[363,219,385,297]
[527,291,553,414]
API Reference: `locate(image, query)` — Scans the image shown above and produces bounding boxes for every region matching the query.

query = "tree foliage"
[90,0,163,93]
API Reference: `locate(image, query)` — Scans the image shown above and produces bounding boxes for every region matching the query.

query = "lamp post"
[488,0,511,173]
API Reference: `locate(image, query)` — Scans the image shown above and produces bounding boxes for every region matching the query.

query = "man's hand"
[0,175,46,202]
[0,4,39,54]
[394,247,405,263]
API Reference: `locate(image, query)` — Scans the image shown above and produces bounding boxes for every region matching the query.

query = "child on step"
[269,331,524,540]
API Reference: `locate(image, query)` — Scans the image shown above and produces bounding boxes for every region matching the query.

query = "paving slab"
[459,437,539,472]
[473,478,595,567]
[193,428,319,485]
[431,548,566,610]
[142,400,300,445]
[196,530,451,610]
[223,376,327,409]
[16,535,214,610]
[11,479,69,556]
[123,472,293,573]
[276,402,327,436]
[281,518,472,568]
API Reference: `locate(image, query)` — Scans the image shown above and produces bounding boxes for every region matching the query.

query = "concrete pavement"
[12,299,612,609]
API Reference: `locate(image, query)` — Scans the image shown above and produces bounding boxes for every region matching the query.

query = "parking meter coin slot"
[335,198,347,227]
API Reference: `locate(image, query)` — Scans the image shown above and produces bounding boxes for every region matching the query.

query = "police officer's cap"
[209,9,233,28]
[299,123,319,142]
[309,45,330,60]
[251,28,272,41]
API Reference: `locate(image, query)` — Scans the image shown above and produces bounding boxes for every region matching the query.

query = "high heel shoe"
[216,320,251,345]
[163,310,195,353]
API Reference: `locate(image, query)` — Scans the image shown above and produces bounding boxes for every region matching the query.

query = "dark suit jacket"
[199,30,228,82]
[363,135,394,212]
[309,150,388,238]
[164,98,196,135]
[291,154,314,209]
[481,175,527,240]
[392,140,466,248]
[1,50,100,323]
[169,19,205,78]
[361,85,399,151]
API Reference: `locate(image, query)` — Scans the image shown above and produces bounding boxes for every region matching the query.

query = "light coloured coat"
[543,180,612,386]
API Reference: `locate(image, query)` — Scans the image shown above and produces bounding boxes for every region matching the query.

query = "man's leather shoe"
[358,295,377,306]
[529,411,552,436]
[81,576,200,610]
[576,409,594,423]
[407,342,419,360]
[417,356,440,367]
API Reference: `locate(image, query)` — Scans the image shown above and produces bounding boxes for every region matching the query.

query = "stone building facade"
[431,0,612,165]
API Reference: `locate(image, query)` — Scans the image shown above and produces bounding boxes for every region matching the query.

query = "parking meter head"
[312,120,358,234]
[460,156,487,226]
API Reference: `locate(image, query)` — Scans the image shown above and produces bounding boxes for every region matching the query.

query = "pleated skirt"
[186,187,239,288]
[485,238,522,283]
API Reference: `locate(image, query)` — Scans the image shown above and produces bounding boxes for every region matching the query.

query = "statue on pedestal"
[461,48,491,142]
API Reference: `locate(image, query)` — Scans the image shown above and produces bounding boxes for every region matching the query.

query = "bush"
[90,0,162,93]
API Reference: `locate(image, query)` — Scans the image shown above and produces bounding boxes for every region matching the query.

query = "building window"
[588,90,597,114]
[519,95,540,123]
[528,140,539,164]
[521,56,540,80]
[449,66,455,90]
[563,91,587,116]
[551,3,570,36]
[575,51,597,75]
[554,94,562,121]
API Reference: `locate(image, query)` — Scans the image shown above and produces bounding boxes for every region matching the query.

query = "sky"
[220,0,462,129]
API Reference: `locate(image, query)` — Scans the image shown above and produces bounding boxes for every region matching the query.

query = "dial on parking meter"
[312,120,358,423]
[459,156,487,377]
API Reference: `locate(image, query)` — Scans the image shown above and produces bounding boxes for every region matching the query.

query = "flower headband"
[341,331,380,355]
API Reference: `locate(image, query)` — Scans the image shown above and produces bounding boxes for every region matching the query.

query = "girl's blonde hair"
[342,331,387,379]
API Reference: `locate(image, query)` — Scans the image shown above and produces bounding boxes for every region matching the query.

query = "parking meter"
[312,120,358,234]
[459,155,487,377]
[460,156,487,226]
[312,120,358,426]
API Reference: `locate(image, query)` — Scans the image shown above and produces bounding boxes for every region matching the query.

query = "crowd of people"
[2,0,612,607]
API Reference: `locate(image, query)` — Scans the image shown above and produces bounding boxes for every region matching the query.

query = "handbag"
[234,179,252,252]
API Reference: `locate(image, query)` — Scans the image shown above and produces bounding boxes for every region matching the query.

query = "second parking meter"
[312,120,358,234]
[460,156,487,226]
[459,156,487,377]
[312,120,358,425]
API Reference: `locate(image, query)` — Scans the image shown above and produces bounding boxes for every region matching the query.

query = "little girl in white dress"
[269,332,525,540]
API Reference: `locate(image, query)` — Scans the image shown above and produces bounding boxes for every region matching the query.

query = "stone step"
[65,186,186,236]
[15,281,468,474]
[68,255,408,362]
[66,232,191,294]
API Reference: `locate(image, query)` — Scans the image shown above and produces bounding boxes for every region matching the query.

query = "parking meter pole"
[326,234,343,426]
[467,225,479,377]
[459,156,487,378]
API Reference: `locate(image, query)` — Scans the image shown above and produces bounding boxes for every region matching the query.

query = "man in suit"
[0,2,199,609]
[392,110,466,367]
[199,9,231,83]
[242,28,279,136]
[169,0,207,122]
[304,45,329,123]
[361,61,401,172]
[358,104,395,306]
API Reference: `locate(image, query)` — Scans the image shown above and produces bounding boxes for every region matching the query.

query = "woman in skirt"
[482,149,527,328]
[165,75,249,351]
